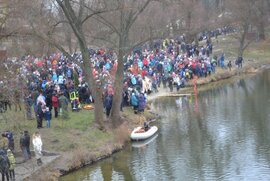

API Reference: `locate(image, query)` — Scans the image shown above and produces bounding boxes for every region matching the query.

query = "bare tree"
[225,0,256,57]
[54,0,107,130]
[253,0,269,40]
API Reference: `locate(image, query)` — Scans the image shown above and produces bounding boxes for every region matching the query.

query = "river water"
[61,69,270,181]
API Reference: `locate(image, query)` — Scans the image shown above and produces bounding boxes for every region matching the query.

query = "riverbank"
[11,36,270,181]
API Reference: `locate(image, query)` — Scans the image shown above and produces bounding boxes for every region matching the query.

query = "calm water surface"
[61,69,270,181]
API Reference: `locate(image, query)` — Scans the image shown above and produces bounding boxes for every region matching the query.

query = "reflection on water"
[61,69,270,181]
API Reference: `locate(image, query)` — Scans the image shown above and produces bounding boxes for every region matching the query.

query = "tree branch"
[30,25,74,61]
[92,15,120,36]
[56,0,85,46]
[126,0,152,31]
[81,10,105,24]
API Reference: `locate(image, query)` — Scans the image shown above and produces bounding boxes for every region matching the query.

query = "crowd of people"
[0,27,240,124]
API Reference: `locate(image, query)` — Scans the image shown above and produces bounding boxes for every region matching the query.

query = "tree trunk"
[81,49,105,130]
[194,35,199,47]
[110,34,126,128]
[256,0,266,41]
[186,11,191,31]
[258,22,265,40]
[238,23,248,57]
[56,0,105,130]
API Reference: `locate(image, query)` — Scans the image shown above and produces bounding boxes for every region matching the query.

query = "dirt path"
[14,152,60,181]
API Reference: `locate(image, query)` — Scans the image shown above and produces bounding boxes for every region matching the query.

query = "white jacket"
[32,136,42,155]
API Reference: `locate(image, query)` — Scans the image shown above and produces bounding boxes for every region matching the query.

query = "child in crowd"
[44,107,52,128]
[7,149,16,180]
[32,131,43,166]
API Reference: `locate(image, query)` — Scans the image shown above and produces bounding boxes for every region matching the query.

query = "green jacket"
[7,151,16,170]
[59,95,69,109]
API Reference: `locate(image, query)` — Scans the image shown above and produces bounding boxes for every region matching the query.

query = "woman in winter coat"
[130,92,138,111]
[32,131,43,166]
[137,93,146,112]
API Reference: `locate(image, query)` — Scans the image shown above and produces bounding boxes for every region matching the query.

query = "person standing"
[137,92,146,113]
[24,131,31,160]
[36,90,46,106]
[58,92,69,119]
[237,56,243,68]
[0,149,9,181]
[1,133,8,153]
[167,74,174,92]
[219,53,225,69]
[7,149,16,180]
[227,60,232,71]
[104,94,113,117]
[51,92,59,118]
[4,131,14,152]
[130,91,138,113]
[36,102,44,128]
[44,107,52,128]
[25,92,33,120]
[20,132,28,161]
[32,131,43,166]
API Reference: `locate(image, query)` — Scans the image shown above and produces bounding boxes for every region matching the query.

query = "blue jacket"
[138,94,146,111]
[131,94,138,106]
[44,110,52,120]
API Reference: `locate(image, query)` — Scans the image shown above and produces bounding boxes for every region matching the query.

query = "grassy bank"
[0,104,156,180]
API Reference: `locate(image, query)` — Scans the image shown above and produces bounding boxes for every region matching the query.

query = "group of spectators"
[0,27,239,123]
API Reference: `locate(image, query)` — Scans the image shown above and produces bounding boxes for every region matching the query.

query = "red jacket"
[52,95,59,108]
[143,58,149,66]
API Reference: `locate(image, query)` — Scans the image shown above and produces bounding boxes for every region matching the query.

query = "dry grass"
[113,122,131,145]
[67,148,90,170]
[25,164,61,181]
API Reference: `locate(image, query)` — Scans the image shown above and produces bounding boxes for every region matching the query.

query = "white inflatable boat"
[130,126,158,141]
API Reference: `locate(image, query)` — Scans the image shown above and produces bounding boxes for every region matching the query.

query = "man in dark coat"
[0,149,10,181]
[24,131,31,160]
[104,94,113,117]
[36,102,44,128]
[20,131,31,161]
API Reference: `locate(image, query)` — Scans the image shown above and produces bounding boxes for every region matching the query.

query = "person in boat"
[144,121,150,131]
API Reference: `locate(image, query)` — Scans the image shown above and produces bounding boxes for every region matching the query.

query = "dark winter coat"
[104,95,113,109]
[138,94,146,112]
